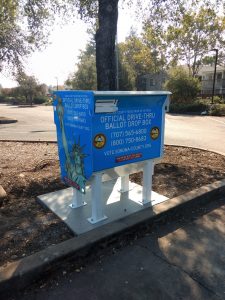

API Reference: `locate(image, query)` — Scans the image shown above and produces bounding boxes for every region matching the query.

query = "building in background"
[198,65,225,97]
[137,71,167,91]
[137,65,225,98]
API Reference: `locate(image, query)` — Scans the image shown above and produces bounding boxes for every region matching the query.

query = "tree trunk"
[95,0,119,91]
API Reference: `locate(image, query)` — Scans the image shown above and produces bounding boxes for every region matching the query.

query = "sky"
[0,7,138,88]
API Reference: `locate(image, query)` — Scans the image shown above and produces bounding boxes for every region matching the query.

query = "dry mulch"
[0,141,225,267]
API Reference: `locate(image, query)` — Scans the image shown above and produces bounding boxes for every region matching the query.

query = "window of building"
[217,73,222,80]
[149,79,155,86]
[205,74,213,80]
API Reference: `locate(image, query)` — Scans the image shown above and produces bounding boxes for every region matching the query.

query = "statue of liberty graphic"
[56,97,87,193]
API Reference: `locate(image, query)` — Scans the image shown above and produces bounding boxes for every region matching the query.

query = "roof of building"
[198,65,225,75]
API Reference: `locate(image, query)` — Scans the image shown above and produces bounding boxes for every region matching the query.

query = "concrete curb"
[0,179,225,295]
[0,185,7,201]
[0,140,56,143]
[166,143,225,157]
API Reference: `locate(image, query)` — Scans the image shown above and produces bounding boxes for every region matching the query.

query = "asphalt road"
[165,114,225,155]
[0,104,225,155]
[0,104,56,142]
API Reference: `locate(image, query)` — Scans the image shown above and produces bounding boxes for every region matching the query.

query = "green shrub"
[169,102,208,114]
[209,104,225,116]
[9,97,26,105]
[212,96,225,104]
[164,67,200,103]
[1,96,24,105]
[33,97,47,104]
[0,95,6,102]
[44,98,53,105]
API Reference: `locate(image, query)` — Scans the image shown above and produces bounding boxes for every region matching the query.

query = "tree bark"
[95,0,119,91]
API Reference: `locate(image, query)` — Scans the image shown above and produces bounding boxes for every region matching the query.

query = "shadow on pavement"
[7,196,225,299]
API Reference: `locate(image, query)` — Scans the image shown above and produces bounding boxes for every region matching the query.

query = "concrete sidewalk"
[16,191,225,300]
[1,180,225,299]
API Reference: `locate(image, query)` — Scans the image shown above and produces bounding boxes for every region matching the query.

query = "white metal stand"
[141,160,154,204]
[88,173,107,224]
[69,188,87,208]
[119,175,129,193]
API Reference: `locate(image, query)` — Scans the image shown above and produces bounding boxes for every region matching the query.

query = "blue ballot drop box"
[51,91,170,226]
[53,91,170,225]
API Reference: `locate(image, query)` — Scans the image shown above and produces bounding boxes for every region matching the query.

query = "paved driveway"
[0,104,56,141]
[0,104,225,155]
[165,114,225,155]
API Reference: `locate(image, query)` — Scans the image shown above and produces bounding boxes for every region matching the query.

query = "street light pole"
[115,34,119,91]
[211,49,218,105]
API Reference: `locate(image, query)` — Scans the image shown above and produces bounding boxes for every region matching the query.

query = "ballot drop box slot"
[51,91,170,229]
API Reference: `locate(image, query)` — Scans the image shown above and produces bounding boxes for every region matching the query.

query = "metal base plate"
[69,202,87,209]
[37,178,168,235]
[87,215,108,224]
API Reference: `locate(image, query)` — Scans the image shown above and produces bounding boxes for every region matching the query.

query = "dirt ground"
[0,141,225,267]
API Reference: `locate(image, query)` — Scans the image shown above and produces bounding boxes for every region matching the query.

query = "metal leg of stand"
[142,160,154,204]
[152,161,155,175]
[69,188,87,208]
[88,173,107,224]
[119,175,129,192]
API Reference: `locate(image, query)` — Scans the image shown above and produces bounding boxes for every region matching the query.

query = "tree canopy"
[65,38,97,90]
[0,0,53,72]
[16,71,45,105]
[0,0,118,89]
[1,0,225,90]
[144,1,225,77]
[164,67,200,103]
[166,7,225,76]
[67,0,225,92]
